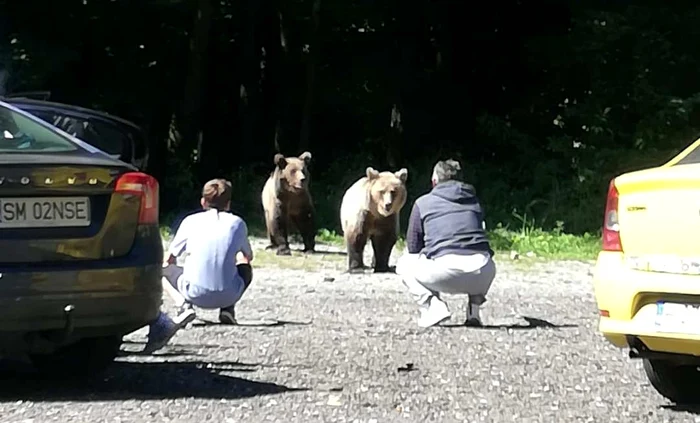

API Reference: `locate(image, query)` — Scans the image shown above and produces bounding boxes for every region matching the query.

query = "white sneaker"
[174,304,197,326]
[417,297,452,328]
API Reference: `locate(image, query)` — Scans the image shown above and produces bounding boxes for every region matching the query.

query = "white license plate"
[627,255,700,275]
[0,197,91,228]
[655,302,700,335]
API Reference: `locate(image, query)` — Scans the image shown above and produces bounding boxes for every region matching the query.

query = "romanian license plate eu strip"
[655,301,700,335]
[0,197,91,228]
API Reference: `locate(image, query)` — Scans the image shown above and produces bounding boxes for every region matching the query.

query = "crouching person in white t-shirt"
[143,178,255,354]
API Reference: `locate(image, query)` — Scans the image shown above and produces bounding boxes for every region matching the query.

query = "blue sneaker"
[143,309,196,354]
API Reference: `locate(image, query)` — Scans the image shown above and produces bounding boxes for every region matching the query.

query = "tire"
[643,358,700,404]
[29,335,122,379]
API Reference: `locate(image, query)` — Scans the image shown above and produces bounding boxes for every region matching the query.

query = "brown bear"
[261,151,316,255]
[340,166,408,273]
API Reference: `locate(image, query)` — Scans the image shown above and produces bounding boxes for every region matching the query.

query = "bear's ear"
[395,168,408,183]
[274,153,287,169]
[366,167,379,180]
[299,151,312,163]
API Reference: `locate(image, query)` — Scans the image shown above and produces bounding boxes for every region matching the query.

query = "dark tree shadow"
[266,235,347,256]
[121,340,245,351]
[190,319,313,327]
[290,247,347,256]
[439,316,577,330]
[118,348,207,358]
[661,404,700,414]
[343,266,397,275]
[0,359,307,402]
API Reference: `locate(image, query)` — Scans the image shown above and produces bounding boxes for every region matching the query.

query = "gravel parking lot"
[0,239,697,423]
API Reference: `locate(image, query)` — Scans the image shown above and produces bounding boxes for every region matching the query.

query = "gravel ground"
[0,238,698,423]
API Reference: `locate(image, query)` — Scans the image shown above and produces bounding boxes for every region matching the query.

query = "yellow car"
[593,138,700,404]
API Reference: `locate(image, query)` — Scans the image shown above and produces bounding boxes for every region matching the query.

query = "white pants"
[396,252,496,307]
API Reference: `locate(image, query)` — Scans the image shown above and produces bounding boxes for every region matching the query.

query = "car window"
[81,119,129,157]
[673,144,700,166]
[45,114,127,157]
[0,104,78,153]
[129,127,147,159]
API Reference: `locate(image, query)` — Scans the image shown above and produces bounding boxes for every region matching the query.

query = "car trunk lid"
[615,163,700,274]
[0,163,141,264]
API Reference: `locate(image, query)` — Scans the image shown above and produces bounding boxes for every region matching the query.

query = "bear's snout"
[383,202,393,213]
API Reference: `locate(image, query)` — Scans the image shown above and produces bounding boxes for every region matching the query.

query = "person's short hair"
[201,178,232,210]
[432,159,463,183]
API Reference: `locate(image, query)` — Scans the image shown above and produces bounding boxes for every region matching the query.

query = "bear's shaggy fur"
[339,166,408,273]
[261,151,316,255]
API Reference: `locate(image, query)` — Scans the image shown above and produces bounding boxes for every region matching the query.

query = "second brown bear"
[339,166,408,273]
[261,151,316,255]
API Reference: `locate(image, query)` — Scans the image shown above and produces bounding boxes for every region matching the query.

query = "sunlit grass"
[251,248,345,271]
[160,217,600,266]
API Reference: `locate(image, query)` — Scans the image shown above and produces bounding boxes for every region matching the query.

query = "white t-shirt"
[168,209,253,308]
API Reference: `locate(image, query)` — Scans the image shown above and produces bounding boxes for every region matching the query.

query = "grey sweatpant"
[396,252,496,307]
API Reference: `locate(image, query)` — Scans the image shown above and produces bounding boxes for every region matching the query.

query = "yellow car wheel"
[643,359,700,404]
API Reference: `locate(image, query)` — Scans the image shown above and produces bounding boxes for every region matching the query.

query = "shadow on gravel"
[661,404,700,414]
[122,339,249,351]
[118,348,207,358]
[189,319,313,328]
[291,248,346,256]
[263,243,346,256]
[0,359,307,401]
[440,316,577,330]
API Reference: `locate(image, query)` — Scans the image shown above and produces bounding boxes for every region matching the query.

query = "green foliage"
[488,220,600,261]
[159,225,173,240]
[316,228,343,245]
[160,154,603,261]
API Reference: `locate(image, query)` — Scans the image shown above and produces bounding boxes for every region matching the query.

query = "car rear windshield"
[0,104,78,153]
[673,143,700,166]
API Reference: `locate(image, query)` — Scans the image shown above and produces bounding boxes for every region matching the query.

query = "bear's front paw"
[264,244,276,250]
[373,266,396,274]
[302,247,315,254]
[276,247,292,256]
[348,267,366,274]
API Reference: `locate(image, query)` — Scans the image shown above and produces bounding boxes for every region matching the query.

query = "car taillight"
[115,172,159,224]
[602,179,622,251]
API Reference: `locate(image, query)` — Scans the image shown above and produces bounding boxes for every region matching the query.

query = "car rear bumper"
[599,318,700,356]
[593,251,700,357]
[0,263,162,335]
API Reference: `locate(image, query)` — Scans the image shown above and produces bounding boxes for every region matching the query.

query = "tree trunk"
[239,0,261,154]
[180,0,212,165]
[387,103,403,168]
[436,0,472,152]
[384,2,422,168]
[260,3,286,158]
[0,67,9,96]
[298,0,322,152]
[145,97,175,188]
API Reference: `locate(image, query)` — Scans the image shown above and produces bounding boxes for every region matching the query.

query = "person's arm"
[237,220,254,262]
[475,196,487,230]
[475,197,495,256]
[165,218,190,264]
[405,202,425,254]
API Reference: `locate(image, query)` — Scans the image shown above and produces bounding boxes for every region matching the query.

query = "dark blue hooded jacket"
[406,180,493,259]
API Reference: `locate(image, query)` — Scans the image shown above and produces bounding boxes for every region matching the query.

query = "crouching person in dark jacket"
[396,159,496,328]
